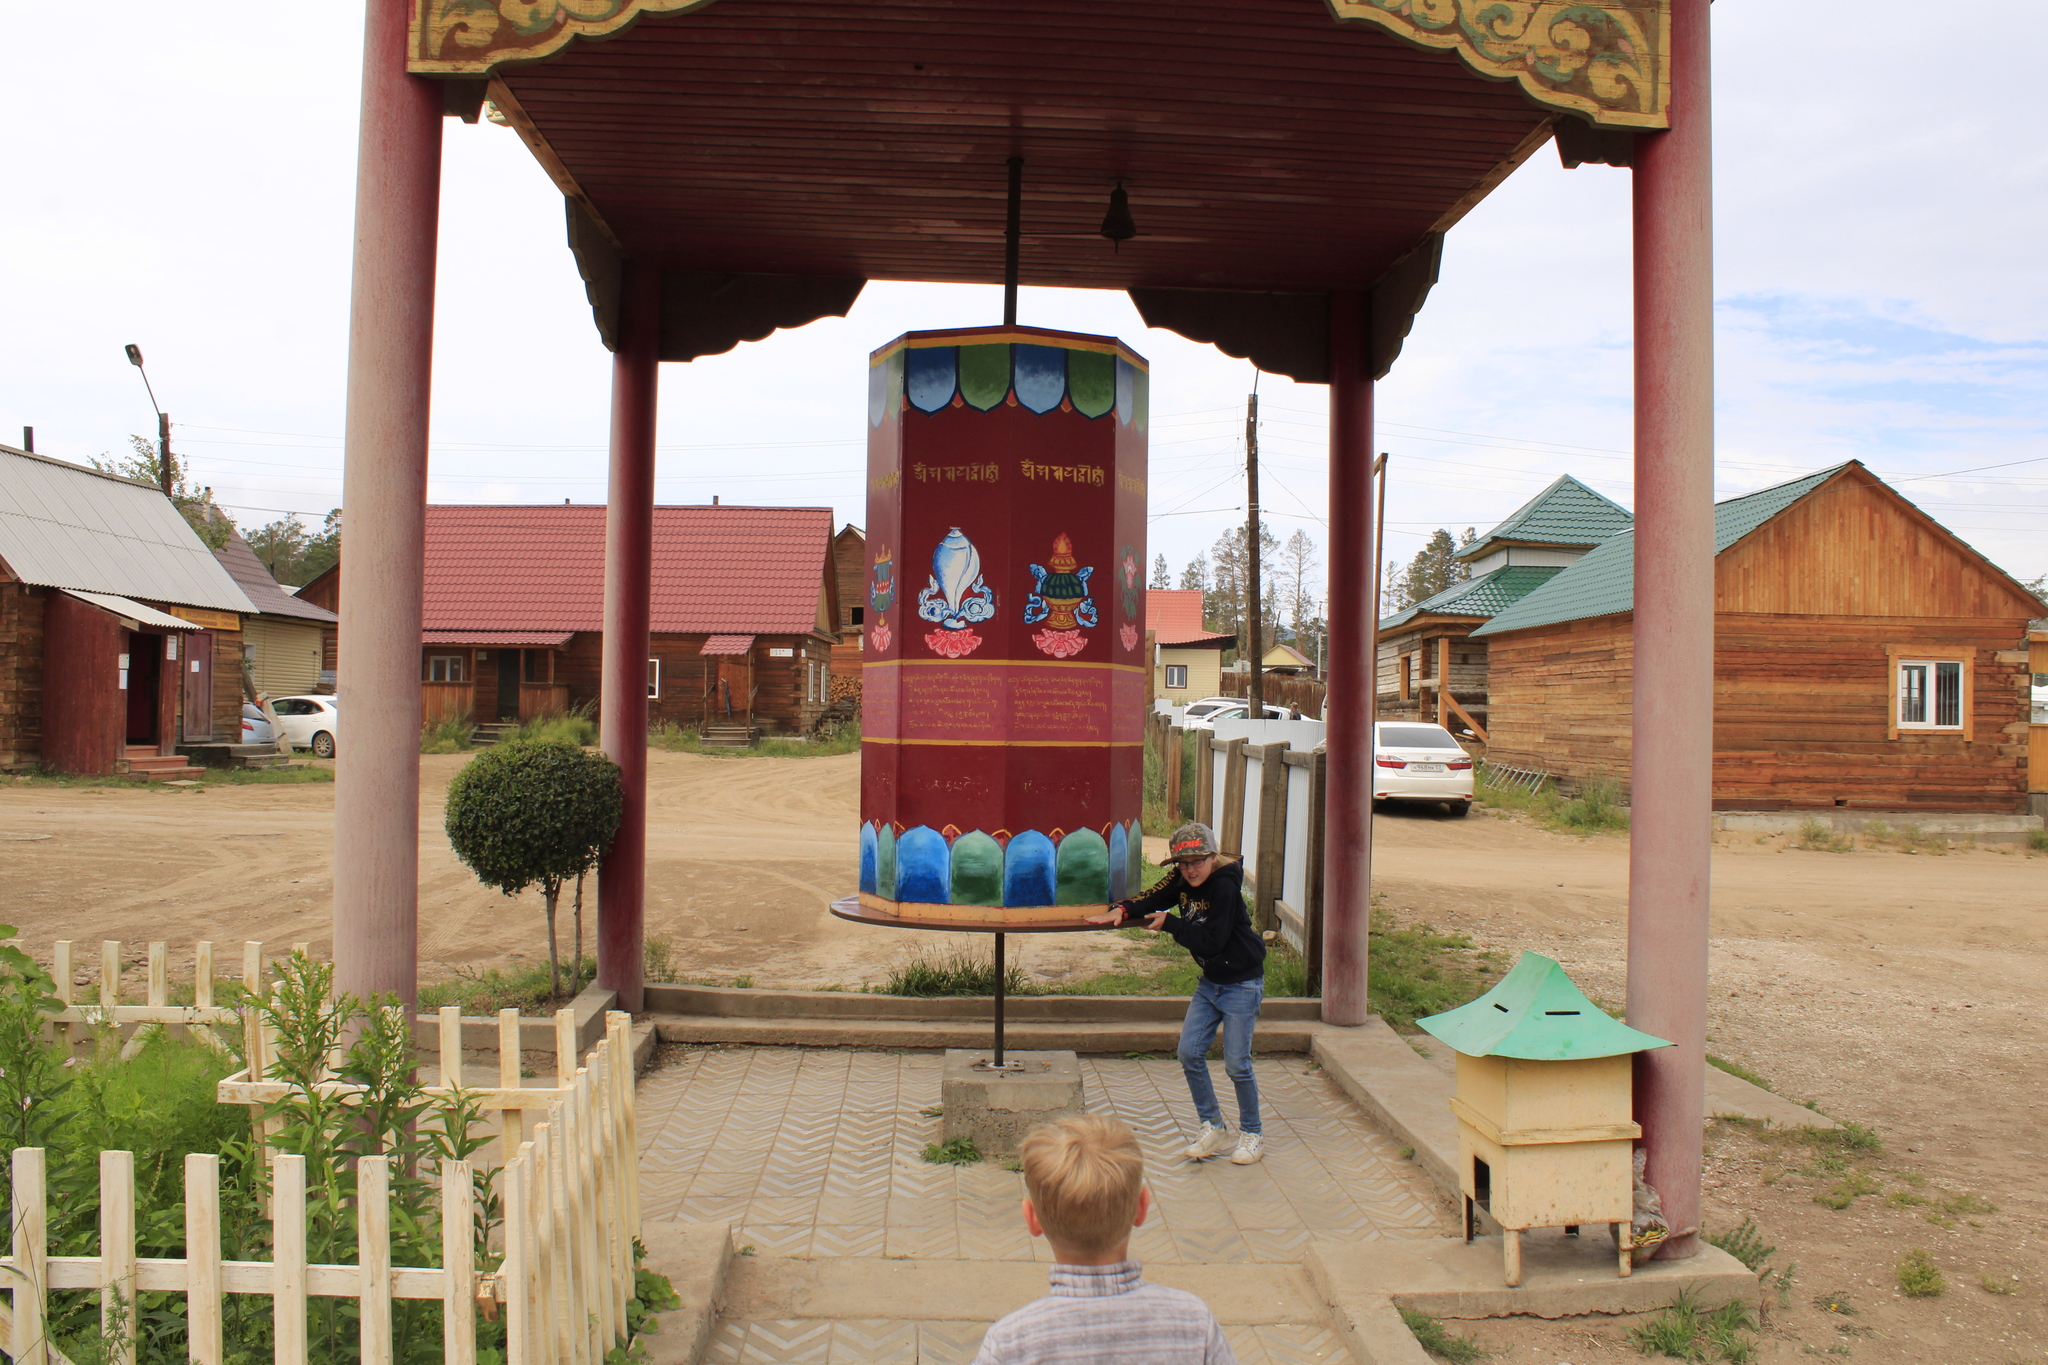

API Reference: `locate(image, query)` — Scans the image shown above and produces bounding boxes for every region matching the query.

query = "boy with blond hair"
[974,1115,1235,1365]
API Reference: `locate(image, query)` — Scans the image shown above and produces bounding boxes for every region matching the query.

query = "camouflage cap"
[1165,822,1219,863]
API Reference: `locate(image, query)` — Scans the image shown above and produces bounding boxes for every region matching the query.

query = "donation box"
[1418,952,1671,1287]
[858,326,1150,922]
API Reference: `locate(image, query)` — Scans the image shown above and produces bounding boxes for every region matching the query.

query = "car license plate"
[1410,762,1446,774]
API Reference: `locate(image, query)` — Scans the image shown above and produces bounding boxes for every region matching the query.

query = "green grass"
[1398,1307,1488,1362]
[1896,1248,1944,1298]
[874,942,1033,998]
[499,706,601,748]
[1142,730,1201,833]
[1627,1292,1755,1362]
[1704,1219,1776,1272]
[1366,901,1506,1031]
[1475,769,1630,834]
[5,764,335,788]
[1707,1054,1775,1093]
[2027,829,2048,853]
[417,955,596,1013]
[647,720,862,757]
[421,711,476,754]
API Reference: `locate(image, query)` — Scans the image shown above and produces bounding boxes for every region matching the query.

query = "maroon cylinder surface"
[1628,0,1715,1260]
[598,261,661,1012]
[1322,292,1375,1024]
[332,0,442,1007]
[859,327,1149,921]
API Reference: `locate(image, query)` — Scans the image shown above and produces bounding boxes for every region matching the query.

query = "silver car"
[1371,720,1474,815]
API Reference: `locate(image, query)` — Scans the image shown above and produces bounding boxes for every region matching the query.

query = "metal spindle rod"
[1002,157,1023,326]
[993,932,1007,1067]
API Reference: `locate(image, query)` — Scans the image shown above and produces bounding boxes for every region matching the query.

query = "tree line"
[93,435,340,586]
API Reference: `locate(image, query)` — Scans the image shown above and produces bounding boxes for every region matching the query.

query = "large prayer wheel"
[859,325,1149,922]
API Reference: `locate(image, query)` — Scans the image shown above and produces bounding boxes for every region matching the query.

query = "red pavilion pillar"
[1628,0,1715,1258]
[598,261,661,1011]
[1322,291,1375,1024]
[333,0,442,1006]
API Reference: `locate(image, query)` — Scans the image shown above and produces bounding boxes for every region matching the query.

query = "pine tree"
[1150,553,1171,589]
[1390,527,1477,610]
[1208,522,1281,656]
[1179,553,1209,593]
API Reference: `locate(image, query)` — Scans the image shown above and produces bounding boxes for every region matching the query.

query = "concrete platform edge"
[1308,1020,1461,1198]
[637,1220,732,1365]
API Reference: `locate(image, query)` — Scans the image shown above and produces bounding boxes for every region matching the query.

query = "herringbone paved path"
[638,1049,1448,1361]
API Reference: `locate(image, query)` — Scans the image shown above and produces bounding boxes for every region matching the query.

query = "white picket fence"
[4,942,642,1365]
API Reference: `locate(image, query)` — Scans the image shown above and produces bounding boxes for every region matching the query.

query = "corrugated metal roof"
[1377,564,1567,632]
[1457,474,1634,561]
[60,590,202,631]
[700,634,756,655]
[214,531,338,624]
[422,504,832,635]
[0,447,256,613]
[1474,466,1848,638]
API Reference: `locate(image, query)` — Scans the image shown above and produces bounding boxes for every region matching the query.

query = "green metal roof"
[1417,952,1671,1061]
[1456,475,1634,562]
[1377,564,1566,632]
[1472,465,1848,638]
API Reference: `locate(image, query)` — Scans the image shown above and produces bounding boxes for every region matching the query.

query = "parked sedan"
[243,695,341,757]
[1179,696,1241,723]
[1371,720,1474,815]
[1184,701,1294,731]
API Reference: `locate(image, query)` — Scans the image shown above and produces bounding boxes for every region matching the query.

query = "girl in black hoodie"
[1089,822,1267,1164]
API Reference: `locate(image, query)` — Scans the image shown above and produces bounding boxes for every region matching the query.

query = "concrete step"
[644,983,1323,1023]
[123,763,206,782]
[648,1012,1322,1053]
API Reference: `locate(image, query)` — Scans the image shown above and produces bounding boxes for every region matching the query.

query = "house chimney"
[713,495,720,506]
[20,427,31,453]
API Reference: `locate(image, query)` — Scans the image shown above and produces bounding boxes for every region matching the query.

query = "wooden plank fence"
[5,942,641,1365]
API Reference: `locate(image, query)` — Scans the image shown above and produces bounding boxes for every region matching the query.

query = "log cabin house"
[829,522,865,699]
[1473,462,2047,813]
[1148,588,1236,702]
[300,503,840,736]
[1377,475,1633,737]
[0,445,257,777]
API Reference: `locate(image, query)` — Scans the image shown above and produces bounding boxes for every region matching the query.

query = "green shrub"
[1628,1291,1755,1362]
[1896,1248,1944,1297]
[2027,829,2048,852]
[922,1136,980,1165]
[501,703,600,748]
[1554,779,1630,832]
[444,740,623,1003]
[1705,1218,1776,1272]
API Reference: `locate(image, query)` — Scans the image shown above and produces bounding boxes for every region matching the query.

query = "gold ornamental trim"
[1325,0,1669,127]
[412,0,1669,127]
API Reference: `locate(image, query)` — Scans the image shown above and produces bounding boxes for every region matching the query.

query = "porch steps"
[698,724,758,749]
[468,722,520,747]
[122,747,205,782]
[177,743,294,771]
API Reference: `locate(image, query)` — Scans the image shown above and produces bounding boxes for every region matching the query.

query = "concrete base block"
[940,1049,1085,1154]
[636,1220,733,1365]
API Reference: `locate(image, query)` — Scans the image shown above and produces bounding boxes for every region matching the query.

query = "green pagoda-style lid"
[1417,952,1672,1060]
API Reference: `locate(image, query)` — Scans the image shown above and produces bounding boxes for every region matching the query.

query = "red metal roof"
[699,635,756,656]
[1146,589,1234,646]
[423,505,831,636]
[423,629,575,647]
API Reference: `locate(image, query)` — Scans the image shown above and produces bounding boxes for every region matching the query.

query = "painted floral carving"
[1119,622,1140,652]
[924,628,982,659]
[870,621,892,652]
[1032,629,1087,660]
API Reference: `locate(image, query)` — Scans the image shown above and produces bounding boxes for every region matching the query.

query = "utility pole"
[124,344,174,495]
[1370,452,1388,684]
[1245,390,1264,715]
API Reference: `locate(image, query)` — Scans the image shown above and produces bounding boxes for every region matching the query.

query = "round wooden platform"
[828,896,1106,935]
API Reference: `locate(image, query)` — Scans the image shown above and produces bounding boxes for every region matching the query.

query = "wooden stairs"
[122,746,204,782]
[698,724,758,749]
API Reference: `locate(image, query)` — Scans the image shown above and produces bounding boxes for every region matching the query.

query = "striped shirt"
[973,1260,1236,1365]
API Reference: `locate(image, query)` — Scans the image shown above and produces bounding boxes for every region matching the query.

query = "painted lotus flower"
[1120,551,1139,590]
[871,621,892,652]
[1032,628,1087,659]
[1119,622,1139,652]
[925,628,982,658]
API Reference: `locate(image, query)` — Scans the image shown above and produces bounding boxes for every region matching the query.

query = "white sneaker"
[1230,1132,1264,1165]
[1183,1122,1230,1160]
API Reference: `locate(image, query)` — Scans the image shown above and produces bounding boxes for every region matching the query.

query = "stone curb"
[637,1221,732,1365]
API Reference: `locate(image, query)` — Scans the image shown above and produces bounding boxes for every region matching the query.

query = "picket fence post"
[100,1150,136,1365]
[274,1152,309,1365]
[443,1159,476,1365]
[359,1155,393,1365]
[12,1146,47,1365]
[185,1152,222,1365]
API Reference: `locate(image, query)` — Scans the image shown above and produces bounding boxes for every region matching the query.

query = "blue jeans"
[1178,977,1263,1134]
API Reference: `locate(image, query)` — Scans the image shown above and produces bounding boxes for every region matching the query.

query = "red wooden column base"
[1322,291,1375,1024]
[1628,0,1715,1259]
[598,260,661,1012]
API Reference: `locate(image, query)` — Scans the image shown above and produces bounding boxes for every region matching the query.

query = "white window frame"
[1885,645,1970,739]
[647,658,661,700]
[1164,663,1188,690]
[426,654,466,683]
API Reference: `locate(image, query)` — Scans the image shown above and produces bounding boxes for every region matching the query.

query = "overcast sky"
[4,2,2043,601]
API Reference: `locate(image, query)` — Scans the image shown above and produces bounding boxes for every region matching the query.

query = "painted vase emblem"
[1024,534,1096,631]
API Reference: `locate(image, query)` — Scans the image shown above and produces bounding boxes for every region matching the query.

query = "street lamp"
[123,343,174,496]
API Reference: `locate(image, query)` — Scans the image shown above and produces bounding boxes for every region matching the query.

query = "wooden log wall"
[0,576,46,770]
[1485,612,2035,812]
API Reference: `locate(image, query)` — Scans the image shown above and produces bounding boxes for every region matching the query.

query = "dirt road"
[3,754,2045,1360]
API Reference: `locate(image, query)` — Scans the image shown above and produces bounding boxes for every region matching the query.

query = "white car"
[242,695,340,758]
[1372,720,1473,815]
[1184,700,1294,731]
[1179,696,1241,723]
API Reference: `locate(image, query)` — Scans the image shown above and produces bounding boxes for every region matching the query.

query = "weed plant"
[922,1136,980,1165]
[1704,1219,1776,1272]
[1706,1055,1775,1093]
[1795,818,1854,853]
[1475,770,1629,834]
[1627,1291,1755,1362]
[1365,902,1505,1031]
[1398,1306,1488,1362]
[1896,1248,1944,1297]
[877,943,1033,998]
[499,700,601,748]
[417,955,597,1014]
[2028,829,2048,852]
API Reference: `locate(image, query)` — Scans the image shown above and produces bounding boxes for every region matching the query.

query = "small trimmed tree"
[444,741,624,1003]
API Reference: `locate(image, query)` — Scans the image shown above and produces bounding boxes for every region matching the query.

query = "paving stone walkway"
[637,1048,1450,1362]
